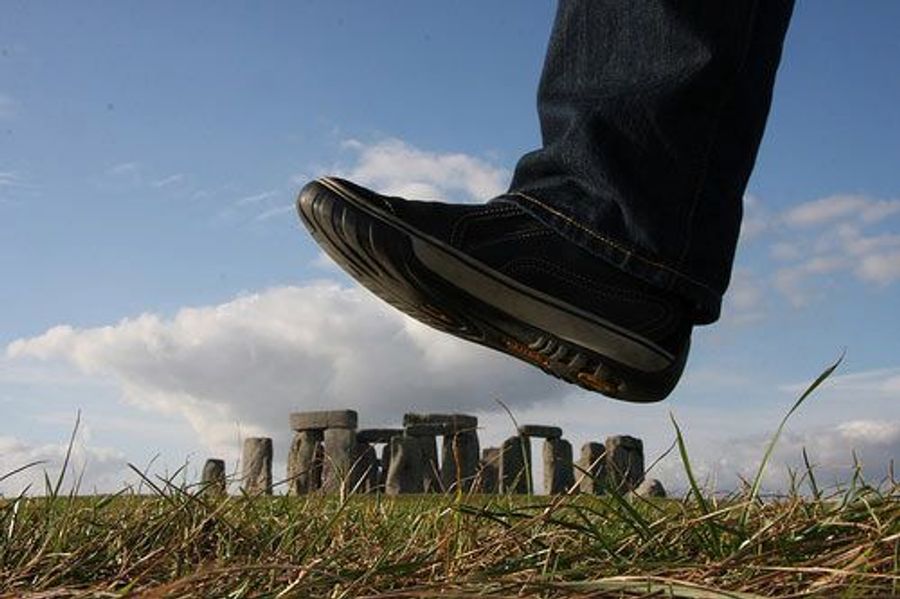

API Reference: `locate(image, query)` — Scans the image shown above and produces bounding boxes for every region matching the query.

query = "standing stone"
[201,458,226,495]
[350,442,379,493]
[479,447,500,494]
[440,429,480,492]
[605,435,644,493]
[407,428,441,492]
[287,430,323,495]
[241,437,273,495]
[543,438,575,494]
[633,478,667,498]
[578,442,606,495]
[322,428,357,493]
[385,436,424,495]
[499,435,532,494]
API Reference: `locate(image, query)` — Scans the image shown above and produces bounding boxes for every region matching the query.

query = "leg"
[509,0,794,323]
[295,1,794,401]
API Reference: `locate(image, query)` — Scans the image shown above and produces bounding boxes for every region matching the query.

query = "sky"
[1,1,899,496]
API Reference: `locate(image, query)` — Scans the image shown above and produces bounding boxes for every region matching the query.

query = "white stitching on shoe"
[448,205,521,247]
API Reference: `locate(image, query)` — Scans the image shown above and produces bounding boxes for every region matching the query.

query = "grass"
[1,358,898,598]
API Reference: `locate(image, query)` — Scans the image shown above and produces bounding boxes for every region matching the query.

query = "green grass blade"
[670,412,721,554]
[740,352,844,527]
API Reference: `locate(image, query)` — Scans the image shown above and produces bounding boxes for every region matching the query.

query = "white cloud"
[152,174,185,188]
[334,138,509,202]
[738,194,769,242]
[781,366,900,399]
[6,284,566,457]
[708,419,900,491]
[235,190,279,206]
[761,193,900,303]
[721,269,766,324]
[0,433,127,497]
[254,204,293,222]
[781,194,900,228]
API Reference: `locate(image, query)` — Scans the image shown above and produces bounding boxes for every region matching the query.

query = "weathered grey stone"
[633,478,666,498]
[405,422,448,437]
[441,429,480,492]
[499,435,532,494]
[403,425,441,491]
[356,428,404,444]
[287,430,323,495]
[518,424,563,439]
[241,437,272,495]
[605,435,644,493]
[543,438,575,494]
[479,447,500,494]
[403,413,477,432]
[201,458,226,494]
[290,410,358,431]
[385,436,424,495]
[418,435,441,493]
[350,442,379,493]
[577,442,606,495]
[322,428,357,493]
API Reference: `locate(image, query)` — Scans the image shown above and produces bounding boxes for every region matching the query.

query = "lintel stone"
[403,413,477,431]
[518,424,562,439]
[290,410,358,431]
[405,423,447,437]
[356,428,404,444]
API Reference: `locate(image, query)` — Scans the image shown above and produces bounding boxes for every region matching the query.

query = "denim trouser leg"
[506,0,794,324]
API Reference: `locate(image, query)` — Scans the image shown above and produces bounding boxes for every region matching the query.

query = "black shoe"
[296,177,691,402]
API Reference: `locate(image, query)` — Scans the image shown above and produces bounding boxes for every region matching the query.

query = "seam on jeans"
[448,205,520,246]
[675,0,761,269]
[510,191,716,293]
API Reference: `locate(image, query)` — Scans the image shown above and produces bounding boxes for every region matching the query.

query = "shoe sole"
[297,177,687,402]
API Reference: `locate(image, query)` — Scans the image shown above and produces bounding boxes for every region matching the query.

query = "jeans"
[505,0,794,324]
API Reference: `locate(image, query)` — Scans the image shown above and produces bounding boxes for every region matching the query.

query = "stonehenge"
[203,409,659,498]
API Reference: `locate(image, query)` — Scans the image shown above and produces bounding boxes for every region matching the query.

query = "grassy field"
[1,479,897,598]
[1,360,898,598]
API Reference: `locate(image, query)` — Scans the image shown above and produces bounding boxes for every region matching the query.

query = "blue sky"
[2,2,899,495]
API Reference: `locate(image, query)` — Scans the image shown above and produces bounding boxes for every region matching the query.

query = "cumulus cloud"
[758,193,900,304]
[707,419,900,492]
[6,284,566,457]
[781,366,900,399]
[0,433,127,497]
[782,194,900,228]
[333,138,509,202]
[738,194,770,243]
[721,269,767,324]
